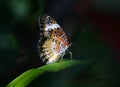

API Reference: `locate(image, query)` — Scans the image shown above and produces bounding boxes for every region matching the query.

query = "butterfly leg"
[60,55,64,61]
[69,51,72,60]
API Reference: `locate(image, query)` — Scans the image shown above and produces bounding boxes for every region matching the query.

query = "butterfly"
[37,15,72,64]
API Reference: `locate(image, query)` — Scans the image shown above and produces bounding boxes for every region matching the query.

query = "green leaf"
[39,60,81,72]
[7,60,80,87]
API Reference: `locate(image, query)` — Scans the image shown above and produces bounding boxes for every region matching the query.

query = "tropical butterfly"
[37,15,72,64]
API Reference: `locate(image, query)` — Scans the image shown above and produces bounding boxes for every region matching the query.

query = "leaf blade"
[7,60,80,87]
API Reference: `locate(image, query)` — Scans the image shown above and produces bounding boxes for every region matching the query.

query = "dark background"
[0,0,120,87]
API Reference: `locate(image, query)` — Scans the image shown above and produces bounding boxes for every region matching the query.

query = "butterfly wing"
[38,15,70,64]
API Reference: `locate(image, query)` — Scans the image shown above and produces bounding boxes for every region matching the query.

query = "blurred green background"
[0,0,120,87]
